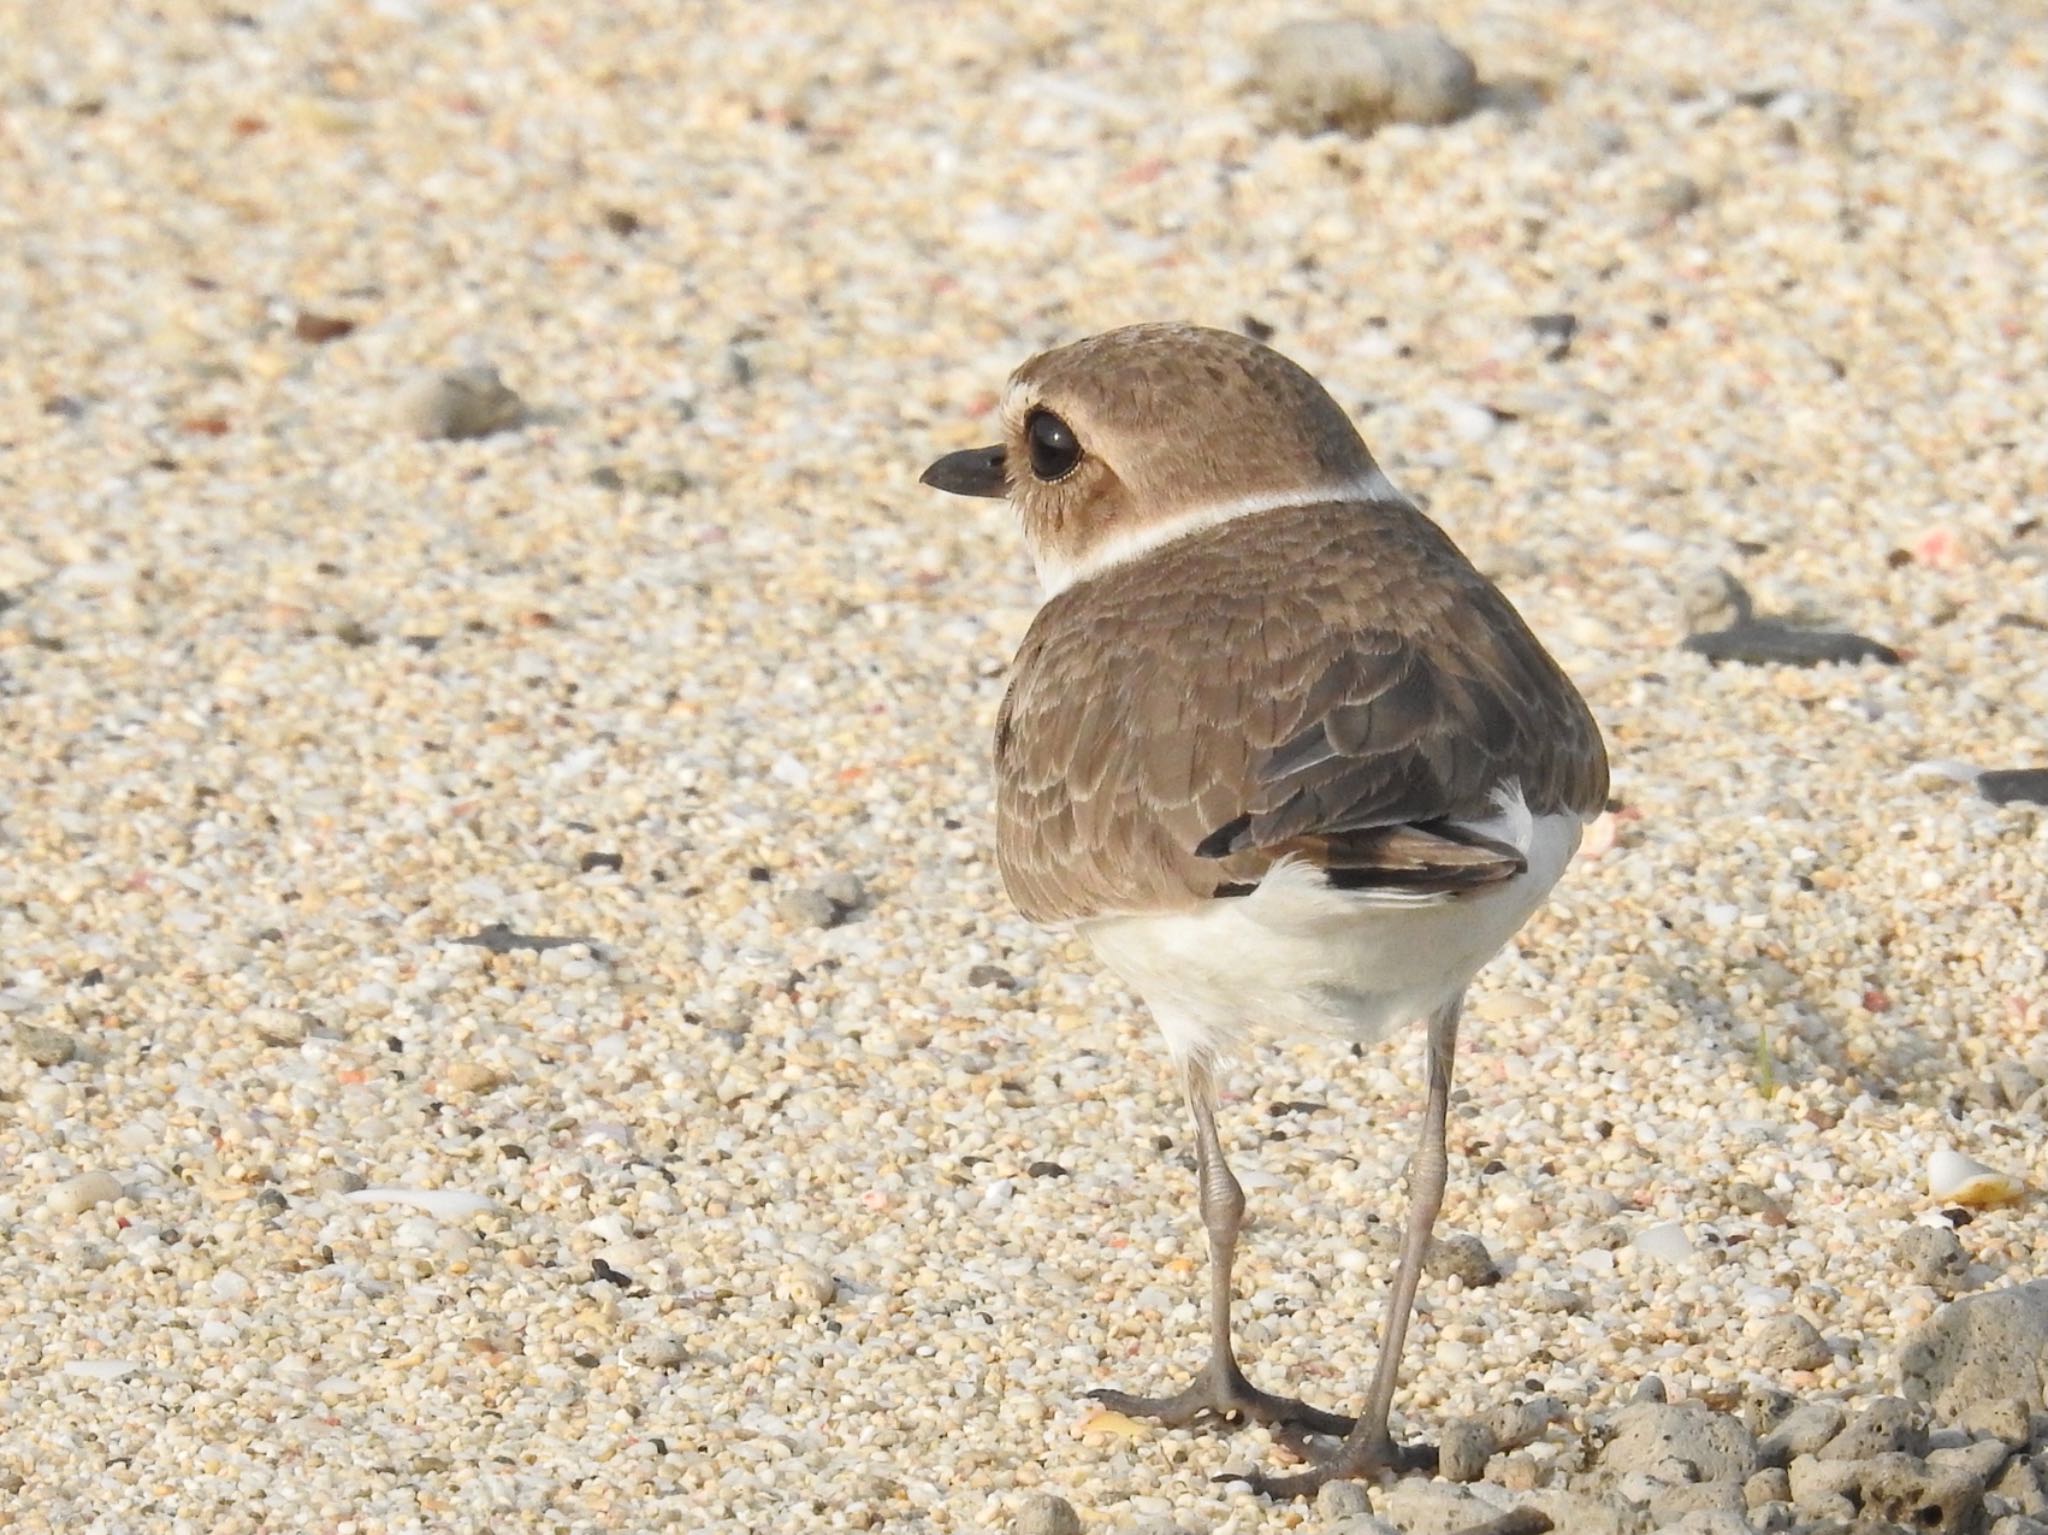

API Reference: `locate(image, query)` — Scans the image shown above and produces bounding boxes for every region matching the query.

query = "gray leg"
[1092,1056,1354,1437]
[1249,993,1464,1497]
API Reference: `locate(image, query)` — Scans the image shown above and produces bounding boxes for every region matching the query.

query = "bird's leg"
[1092,1056,1354,1438]
[1246,994,1463,1498]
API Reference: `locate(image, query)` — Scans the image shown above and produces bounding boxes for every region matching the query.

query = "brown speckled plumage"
[994,499,1609,923]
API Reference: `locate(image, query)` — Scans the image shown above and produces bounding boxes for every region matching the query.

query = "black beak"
[919,444,1008,499]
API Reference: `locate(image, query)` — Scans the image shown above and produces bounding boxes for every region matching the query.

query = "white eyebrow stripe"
[1033,468,1409,598]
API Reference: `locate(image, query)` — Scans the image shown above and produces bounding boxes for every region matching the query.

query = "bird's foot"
[1089,1358,1354,1439]
[1227,1427,1436,1500]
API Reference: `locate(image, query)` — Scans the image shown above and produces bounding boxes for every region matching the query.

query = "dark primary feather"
[993,499,1609,923]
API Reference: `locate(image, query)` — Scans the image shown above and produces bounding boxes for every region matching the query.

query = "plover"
[921,323,1607,1496]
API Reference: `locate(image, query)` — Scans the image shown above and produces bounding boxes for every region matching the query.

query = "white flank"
[1034,468,1408,598]
[1083,789,1584,1064]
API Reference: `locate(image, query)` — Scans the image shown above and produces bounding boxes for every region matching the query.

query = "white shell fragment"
[344,1187,496,1221]
[1927,1150,2027,1209]
[1632,1222,1695,1264]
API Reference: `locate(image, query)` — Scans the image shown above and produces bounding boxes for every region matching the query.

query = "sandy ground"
[2,1,2045,1531]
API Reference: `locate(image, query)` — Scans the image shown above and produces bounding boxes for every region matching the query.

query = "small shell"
[1632,1220,1695,1263]
[1927,1149,2027,1209]
[345,1186,495,1220]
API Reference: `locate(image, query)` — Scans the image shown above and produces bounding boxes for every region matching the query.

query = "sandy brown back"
[994,500,1609,923]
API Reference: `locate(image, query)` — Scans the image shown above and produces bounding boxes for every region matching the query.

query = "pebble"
[1426,1232,1500,1287]
[1014,1492,1080,1535]
[344,1187,494,1220]
[398,365,527,441]
[14,1020,78,1066]
[1759,1401,1848,1466]
[1641,173,1705,222]
[445,1061,508,1093]
[1746,1467,1793,1508]
[1375,1480,1494,1534]
[1899,1224,1973,1296]
[1632,1221,1694,1264]
[1960,1398,2034,1450]
[1752,1313,1833,1371]
[777,1261,838,1310]
[1818,1397,1926,1460]
[1317,1479,1374,1518]
[776,888,842,929]
[1439,1417,1499,1483]
[44,1170,124,1217]
[247,1007,311,1046]
[1252,20,1478,136]
[1600,1401,1759,1485]
[1978,770,2048,807]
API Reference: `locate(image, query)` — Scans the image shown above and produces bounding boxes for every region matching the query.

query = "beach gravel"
[1,0,2045,1530]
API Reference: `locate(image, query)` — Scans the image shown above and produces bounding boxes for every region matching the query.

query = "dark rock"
[1979,770,2048,807]
[1684,622,1900,667]
[453,923,592,954]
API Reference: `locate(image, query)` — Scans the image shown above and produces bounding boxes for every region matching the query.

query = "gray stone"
[1758,1401,1846,1467]
[14,1020,78,1066]
[1858,1450,1989,1534]
[1744,1468,1791,1509]
[1787,1454,1862,1514]
[1014,1492,1080,1535]
[1438,1416,1498,1483]
[776,888,842,929]
[1317,1479,1373,1518]
[1376,1480,1496,1534]
[1751,1314,1831,1371]
[1820,1396,1927,1460]
[1992,1453,2048,1517]
[1744,1385,1797,1439]
[1530,1286,1589,1315]
[1641,173,1705,223]
[1660,1513,1759,1535]
[1991,1516,2048,1535]
[1252,20,1479,137]
[816,871,867,910]
[1523,1489,1640,1535]
[1327,1520,1401,1535]
[1489,1395,1568,1450]
[1934,1439,2019,1482]
[1900,1283,2048,1418]
[1602,1402,1759,1485]
[399,365,526,441]
[1425,1232,1499,1287]
[1648,1478,1746,1518]
[1899,1224,1973,1296]
[1748,1503,1796,1532]
[1963,1399,2036,1450]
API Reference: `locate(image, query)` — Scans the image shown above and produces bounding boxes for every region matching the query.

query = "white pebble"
[1633,1221,1695,1263]
[345,1187,495,1220]
[45,1170,124,1218]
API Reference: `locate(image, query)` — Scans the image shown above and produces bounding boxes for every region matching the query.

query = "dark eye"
[1026,410,1082,482]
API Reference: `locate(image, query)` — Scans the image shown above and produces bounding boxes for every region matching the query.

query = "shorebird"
[921,322,1607,1496]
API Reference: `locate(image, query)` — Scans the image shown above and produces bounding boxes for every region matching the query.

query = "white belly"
[1080,809,1584,1064]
